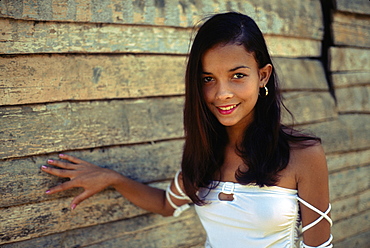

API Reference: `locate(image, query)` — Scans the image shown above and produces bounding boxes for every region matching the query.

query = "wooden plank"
[336,86,370,113]
[326,149,370,172]
[0,54,187,105]
[0,97,184,159]
[0,0,324,40]
[282,92,337,125]
[335,0,370,16]
[0,140,184,208]
[304,114,370,154]
[0,56,329,106]
[332,11,370,48]
[331,189,370,221]
[329,165,370,200]
[332,72,370,88]
[0,188,146,244]
[274,58,328,90]
[1,209,205,248]
[329,47,370,72]
[332,210,370,244]
[86,211,205,248]
[0,17,321,57]
[0,186,203,245]
[334,229,370,248]
[0,18,192,55]
[265,36,321,58]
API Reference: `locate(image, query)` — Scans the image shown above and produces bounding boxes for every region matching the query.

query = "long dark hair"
[181,12,320,205]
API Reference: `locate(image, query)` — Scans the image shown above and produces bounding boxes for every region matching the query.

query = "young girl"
[42,12,332,247]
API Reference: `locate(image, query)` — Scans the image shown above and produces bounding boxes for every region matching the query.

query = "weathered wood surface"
[329,165,370,201]
[85,210,205,248]
[0,140,184,208]
[334,0,370,15]
[0,54,187,105]
[304,114,370,154]
[336,86,370,113]
[275,58,328,90]
[1,209,205,248]
[332,11,370,48]
[326,148,370,172]
[335,229,370,248]
[329,47,370,72]
[0,197,204,246]
[0,188,146,244]
[0,97,184,159]
[282,92,336,125]
[332,72,370,88]
[0,0,324,40]
[331,188,370,221]
[332,210,370,244]
[0,17,322,57]
[0,18,192,54]
[0,55,328,105]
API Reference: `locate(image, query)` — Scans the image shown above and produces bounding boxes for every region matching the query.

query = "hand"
[41,154,121,210]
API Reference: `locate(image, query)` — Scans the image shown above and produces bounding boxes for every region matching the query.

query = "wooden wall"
[0,0,368,247]
[326,0,370,247]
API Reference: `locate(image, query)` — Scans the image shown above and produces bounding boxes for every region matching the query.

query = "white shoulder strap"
[297,197,333,232]
[165,170,190,217]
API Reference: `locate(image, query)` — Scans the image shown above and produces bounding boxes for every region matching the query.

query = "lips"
[216,103,240,115]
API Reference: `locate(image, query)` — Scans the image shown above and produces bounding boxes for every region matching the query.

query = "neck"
[226,125,245,147]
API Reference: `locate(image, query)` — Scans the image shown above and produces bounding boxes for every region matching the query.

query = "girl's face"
[201,43,271,130]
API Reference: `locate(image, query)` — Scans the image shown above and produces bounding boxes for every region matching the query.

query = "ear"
[258,64,272,87]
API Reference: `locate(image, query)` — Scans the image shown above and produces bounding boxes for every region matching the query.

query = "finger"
[45,180,76,194]
[59,153,86,165]
[41,165,74,178]
[70,190,95,210]
[47,159,77,170]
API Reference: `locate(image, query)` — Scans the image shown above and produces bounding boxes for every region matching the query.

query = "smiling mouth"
[217,103,240,111]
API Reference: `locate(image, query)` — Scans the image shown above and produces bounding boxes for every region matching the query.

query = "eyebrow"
[229,65,251,72]
[202,65,251,75]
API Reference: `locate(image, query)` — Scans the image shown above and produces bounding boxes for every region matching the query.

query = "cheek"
[202,87,213,104]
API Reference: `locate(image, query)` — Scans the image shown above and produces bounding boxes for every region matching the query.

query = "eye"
[232,73,246,79]
[203,76,214,83]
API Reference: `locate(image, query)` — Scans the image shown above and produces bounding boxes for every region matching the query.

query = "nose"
[216,81,234,101]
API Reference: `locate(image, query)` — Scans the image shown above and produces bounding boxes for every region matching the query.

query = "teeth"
[218,104,237,111]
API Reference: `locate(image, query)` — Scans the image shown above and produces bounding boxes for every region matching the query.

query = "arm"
[42,154,190,216]
[295,144,332,247]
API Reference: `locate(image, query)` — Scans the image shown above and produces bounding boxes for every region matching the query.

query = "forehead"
[201,43,257,70]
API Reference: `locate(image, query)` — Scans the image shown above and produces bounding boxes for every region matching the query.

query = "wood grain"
[0,140,184,208]
[332,210,370,244]
[303,114,370,154]
[0,54,187,105]
[282,92,337,125]
[336,86,370,113]
[0,97,184,159]
[332,72,370,88]
[0,0,323,40]
[0,17,322,57]
[335,0,370,15]
[332,11,370,48]
[329,47,370,72]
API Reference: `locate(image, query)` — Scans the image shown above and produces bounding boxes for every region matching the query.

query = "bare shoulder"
[289,143,328,183]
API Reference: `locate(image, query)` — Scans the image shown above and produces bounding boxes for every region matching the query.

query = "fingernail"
[45,190,51,194]
[47,159,54,163]
[71,204,77,210]
[41,165,48,169]
[59,154,66,157]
